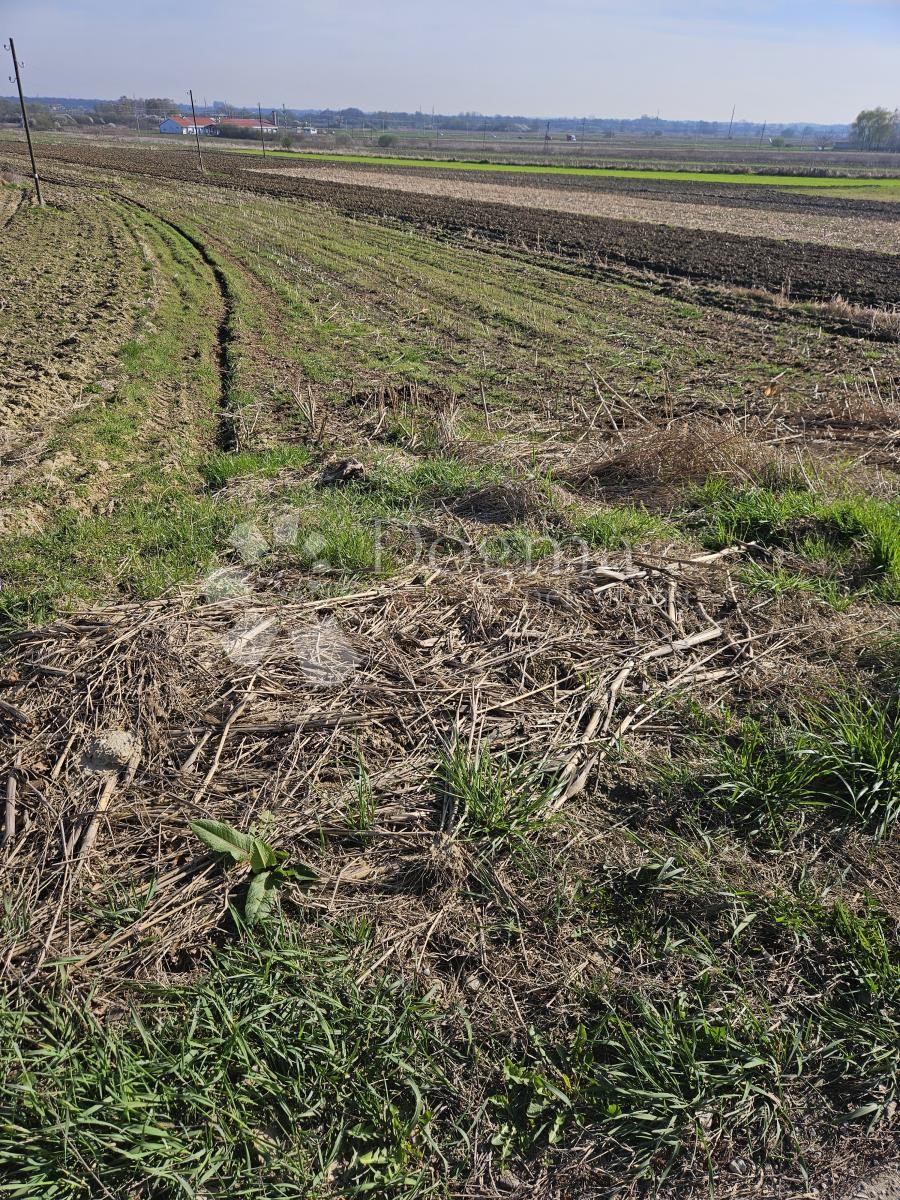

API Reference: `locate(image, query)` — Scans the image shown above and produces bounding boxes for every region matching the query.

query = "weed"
[577,506,675,550]
[710,695,900,840]
[435,744,558,854]
[191,819,317,924]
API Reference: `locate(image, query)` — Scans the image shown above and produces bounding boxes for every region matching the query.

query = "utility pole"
[258,102,267,158]
[758,120,767,148]
[727,104,735,140]
[581,115,586,155]
[5,37,43,205]
[188,88,204,172]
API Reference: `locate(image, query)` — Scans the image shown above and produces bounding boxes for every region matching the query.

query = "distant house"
[301,126,318,135]
[158,115,216,135]
[217,118,278,136]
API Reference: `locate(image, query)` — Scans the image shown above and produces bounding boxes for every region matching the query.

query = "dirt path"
[261,163,900,255]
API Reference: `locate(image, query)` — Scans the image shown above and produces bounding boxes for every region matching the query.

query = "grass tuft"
[577,505,675,550]
[710,694,900,840]
[204,445,312,488]
[435,743,558,854]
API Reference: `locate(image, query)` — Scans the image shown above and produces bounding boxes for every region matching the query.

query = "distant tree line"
[9,95,887,146]
[0,94,181,129]
[850,108,899,150]
[0,96,53,129]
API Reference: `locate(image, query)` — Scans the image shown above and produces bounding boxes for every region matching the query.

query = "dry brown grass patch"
[562,416,799,497]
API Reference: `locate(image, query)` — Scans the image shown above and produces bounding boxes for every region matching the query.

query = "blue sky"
[5,0,898,123]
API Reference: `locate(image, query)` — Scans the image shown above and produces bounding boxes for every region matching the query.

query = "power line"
[258,102,267,158]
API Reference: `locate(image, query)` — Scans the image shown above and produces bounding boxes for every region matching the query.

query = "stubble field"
[0,135,898,1200]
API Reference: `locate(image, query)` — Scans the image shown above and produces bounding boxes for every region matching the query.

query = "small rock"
[728,1158,750,1176]
[319,458,366,487]
[83,730,137,773]
[497,1168,522,1192]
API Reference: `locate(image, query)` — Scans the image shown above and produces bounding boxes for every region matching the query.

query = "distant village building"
[158,114,278,137]
[158,115,216,135]
[216,118,278,135]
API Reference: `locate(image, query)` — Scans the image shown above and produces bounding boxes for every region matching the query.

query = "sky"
[4,0,899,124]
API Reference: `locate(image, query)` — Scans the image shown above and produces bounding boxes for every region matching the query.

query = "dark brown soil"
[5,140,899,306]
[259,153,900,220]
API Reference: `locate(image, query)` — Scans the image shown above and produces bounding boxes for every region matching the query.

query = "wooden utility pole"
[188,88,204,172]
[258,102,266,158]
[758,120,767,148]
[727,104,736,139]
[5,37,43,205]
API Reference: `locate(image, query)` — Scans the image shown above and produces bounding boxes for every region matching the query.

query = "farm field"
[0,137,898,1199]
[257,161,900,254]
[236,146,900,188]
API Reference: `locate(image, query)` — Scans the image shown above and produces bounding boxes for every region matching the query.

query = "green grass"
[577,506,676,550]
[435,743,559,854]
[0,495,240,628]
[691,480,900,601]
[492,997,802,1178]
[740,563,852,610]
[708,694,900,841]
[9,877,892,1197]
[204,445,313,488]
[0,925,446,1198]
[0,205,233,629]
[232,148,900,189]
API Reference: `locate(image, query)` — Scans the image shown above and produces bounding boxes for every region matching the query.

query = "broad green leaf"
[249,838,278,871]
[190,819,254,862]
[277,863,319,886]
[244,870,279,925]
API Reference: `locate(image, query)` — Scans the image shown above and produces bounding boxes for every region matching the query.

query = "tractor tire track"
[37,172,240,452]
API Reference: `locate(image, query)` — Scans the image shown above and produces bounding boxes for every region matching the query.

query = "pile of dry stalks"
[0,548,815,983]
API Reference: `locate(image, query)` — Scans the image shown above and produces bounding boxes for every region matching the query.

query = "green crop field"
[229,146,900,189]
